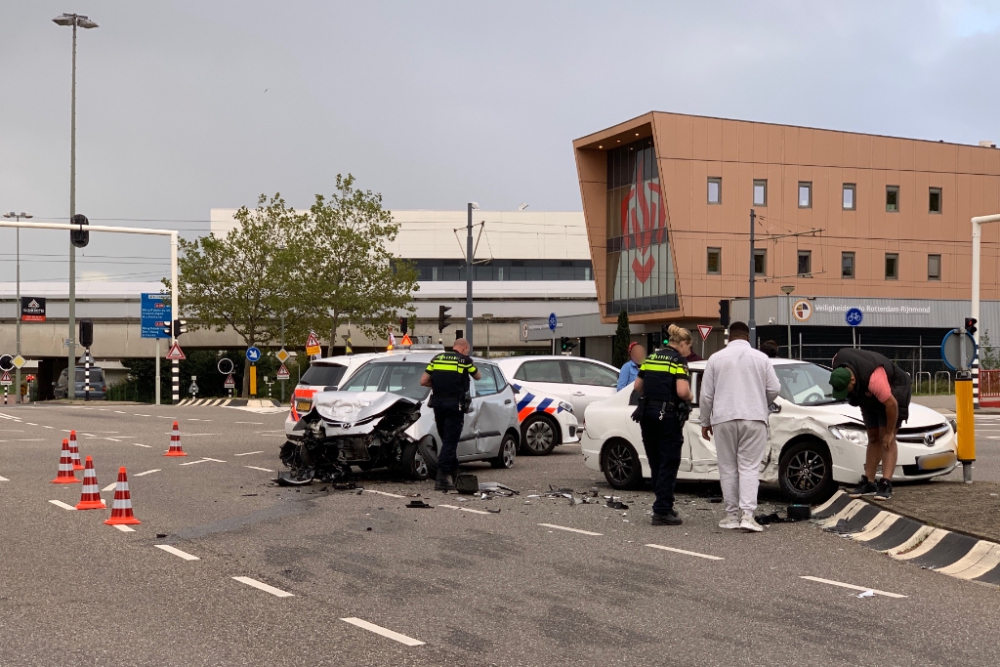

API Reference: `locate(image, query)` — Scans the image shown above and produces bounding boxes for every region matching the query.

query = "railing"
[915,372,932,394]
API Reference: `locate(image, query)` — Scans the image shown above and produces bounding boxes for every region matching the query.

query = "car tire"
[417,436,439,478]
[520,414,559,456]
[601,439,643,490]
[490,432,518,469]
[400,441,431,481]
[779,439,837,504]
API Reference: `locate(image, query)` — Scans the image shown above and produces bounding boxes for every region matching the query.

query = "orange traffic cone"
[51,439,80,484]
[69,430,84,471]
[75,456,106,510]
[164,421,187,457]
[104,467,141,526]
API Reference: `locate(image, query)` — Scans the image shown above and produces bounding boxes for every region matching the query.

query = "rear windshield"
[299,364,347,388]
[74,369,105,383]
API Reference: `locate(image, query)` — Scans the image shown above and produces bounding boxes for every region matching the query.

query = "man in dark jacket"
[829,349,911,501]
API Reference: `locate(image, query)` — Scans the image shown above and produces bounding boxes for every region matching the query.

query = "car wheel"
[520,414,559,456]
[400,442,430,481]
[779,439,837,504]
[490,432,518,469]
[601,439,643,490]
[417,436,439,477]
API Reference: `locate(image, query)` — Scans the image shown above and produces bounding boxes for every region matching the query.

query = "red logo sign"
[620,162,666,284]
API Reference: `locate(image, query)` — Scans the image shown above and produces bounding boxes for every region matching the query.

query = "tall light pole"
[748,209,757,348]
[781,285,795,359]
[4,212,33,402]
[53,12,98,399]
[482,313,493,358]
[466,202,479,349]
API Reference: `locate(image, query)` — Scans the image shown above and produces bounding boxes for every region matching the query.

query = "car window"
[474,368,499,397]
[774,363,838,406]
[565,360,618,387]
[341,364,387,392]
[490,365,508,391]
[514,360,564,383]
[384,363,429,400]
[689,371,700,407]
[74,369,105,383]
[299,364,347,388]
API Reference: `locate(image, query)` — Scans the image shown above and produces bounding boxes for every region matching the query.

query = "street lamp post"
[53,13,98,400]
[466,202,479,349]
[482,313,494,358]
[4,212,33,402]
[781,285,795,359]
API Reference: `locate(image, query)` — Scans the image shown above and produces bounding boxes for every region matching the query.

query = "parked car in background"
[508,381,580,456]
[581,358,958,504]
[53,366,108,400]
[494,356,620,416]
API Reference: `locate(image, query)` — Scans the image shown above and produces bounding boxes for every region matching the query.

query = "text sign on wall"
[20,297,46,322]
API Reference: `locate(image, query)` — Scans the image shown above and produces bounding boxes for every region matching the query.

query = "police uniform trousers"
[638,407,683,516]
[433,397,465,475]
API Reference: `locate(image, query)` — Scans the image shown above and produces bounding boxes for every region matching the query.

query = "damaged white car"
[581,358,958,503]
[279,354,521,485]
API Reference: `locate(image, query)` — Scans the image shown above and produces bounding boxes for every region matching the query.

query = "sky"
[2,0,1000,283]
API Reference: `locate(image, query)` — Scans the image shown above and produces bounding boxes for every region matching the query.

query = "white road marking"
[25,422,37,426]
[106,438,122,443]
[234,450,265,456]
[42,425,53,429]
[49,500,77,511]
[244,466,275,472]
[235,422,263,425]
[0,475,9,482]
[538,523,603,536]
[114,410,127,414]
[81,433,95,437]
[61,429,71,433]
[800,576,907,598]
[134,469,161,477]
[112,524,136,533]
[102,483,117,492]
[364,489,406,498]
[154,544,200,561]
[187,418,212,422]
[232,576,294,598]
[201,457,227,463]
[178,459,210,466]
[135,414,151,417]
[134,443,152,448]
[439,504,491,515]
[157,416,173,419]
[339,618,424,647]
[645,544,724,561]
[0,412,22,421]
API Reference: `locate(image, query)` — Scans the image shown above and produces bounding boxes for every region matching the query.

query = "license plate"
[916,451,957,471]
[296,401,312,414]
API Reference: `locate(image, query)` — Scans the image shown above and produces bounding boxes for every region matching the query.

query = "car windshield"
[773,362,841,406]
[299,364,347,388]
[339,362,429,400]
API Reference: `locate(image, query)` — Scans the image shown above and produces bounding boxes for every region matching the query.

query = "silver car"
[279,353,520,484]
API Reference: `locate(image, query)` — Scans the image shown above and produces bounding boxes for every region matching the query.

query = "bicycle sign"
[845,308,863,327]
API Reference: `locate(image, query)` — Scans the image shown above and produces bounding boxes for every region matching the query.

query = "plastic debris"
[487,508,501,514]
[406,500,432,509]
[857,590,875,599]
[606,500,629,510]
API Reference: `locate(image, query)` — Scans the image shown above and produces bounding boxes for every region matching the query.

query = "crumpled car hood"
[312,391,419,427]
[783,400,946,429]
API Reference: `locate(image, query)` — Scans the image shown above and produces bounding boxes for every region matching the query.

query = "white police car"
[510,382,580,456]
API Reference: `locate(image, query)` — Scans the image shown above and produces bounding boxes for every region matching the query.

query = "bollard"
[956,370,976,483]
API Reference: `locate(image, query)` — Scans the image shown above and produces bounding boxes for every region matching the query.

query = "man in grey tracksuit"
[699,321,781,533]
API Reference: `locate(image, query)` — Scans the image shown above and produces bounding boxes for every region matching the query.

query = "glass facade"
[604,138,677,315]
[409,259,592,282]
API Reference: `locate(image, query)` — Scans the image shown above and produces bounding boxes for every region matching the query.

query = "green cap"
[830,367,853,400]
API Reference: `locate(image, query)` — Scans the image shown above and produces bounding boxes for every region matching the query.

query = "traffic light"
[718,299,731,327]
[399,317,408,335]
[70,213,90,248]
[173,319,188,338]
[438,305,451,332]
[79,319,94,348]
[965,318,978,336]
[560,337,578,353]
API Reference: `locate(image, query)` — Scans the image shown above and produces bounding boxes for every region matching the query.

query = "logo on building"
[20,297,46,322]
[620,161,666,284]
[792,299,813,322]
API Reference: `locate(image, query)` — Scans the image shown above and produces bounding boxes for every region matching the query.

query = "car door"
[684,369,718,476]
[511,359,572,404]
[457,375,484,460]
[469,365,511,455]
[562,360,620,414]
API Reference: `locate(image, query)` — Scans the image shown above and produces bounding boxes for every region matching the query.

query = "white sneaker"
[740,513,764,533]
[718,514,741,530]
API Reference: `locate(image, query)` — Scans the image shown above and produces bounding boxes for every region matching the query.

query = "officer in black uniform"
[633,325,694,525]
[420,338,481,490]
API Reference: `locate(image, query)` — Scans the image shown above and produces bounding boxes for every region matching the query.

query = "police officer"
[633,324,693,525]
[420,338,481,491]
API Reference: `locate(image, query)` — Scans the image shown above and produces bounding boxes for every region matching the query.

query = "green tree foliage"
[612,309,631,368]
[981,330,999,370]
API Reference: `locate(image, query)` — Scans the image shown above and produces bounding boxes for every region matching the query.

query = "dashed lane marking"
[244,466,275,472]
[800,576,907,599]
[232,576,294,598]
[201,457,227,463]
[0,475,9,482]
[234,451,265,456]
[134,469,161,477]
[0,413,22,421]
[646,544,724,561]
[154,545,200,561]
[49,500,77,511]
[25,423,37,426]
[135,414,151,417]
[178,460,211,466]
[235,422,263,425]
[112,524,135,533]
[156,416,173,419]
[134,443,152,448]
[102,483,117,492]
[439,504,491,515]
[187,418,212,422]
[538,523,603,536]
[340,618,425,647]
[114,410,127,414]
[42,425,53,429]
[364,489,406,499]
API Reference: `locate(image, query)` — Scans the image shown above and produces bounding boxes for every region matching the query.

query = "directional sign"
[165,342,186,361]
[548,313,558,332]
[246,346,262,363]
[697,324,713,341]
[845,307,864,327]
[0,371,10,387]
[275,348,290,364]
[276,364,290,381]
[141,293,172,339]
[224,374,236,389]
[306,331,321,357]
[12,355,26,369]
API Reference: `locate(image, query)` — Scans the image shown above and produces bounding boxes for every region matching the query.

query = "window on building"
[708,177,722,204]
[929,187,942,214]
[843,184,856,210]
[842,252,855,279]
[885,253,899,279]
[886,186,899,212]
[928,254,941,281]
[706,247,721,274]
[798,182,812,208]
[754,249,766,276]
[753,179,767,206]
[410,258,593,282]
[797,250,812,276]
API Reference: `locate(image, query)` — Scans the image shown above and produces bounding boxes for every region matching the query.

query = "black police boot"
[434,471,455,492]
[651,509,682,526]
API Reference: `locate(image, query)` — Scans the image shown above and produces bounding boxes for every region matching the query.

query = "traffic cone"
[104,467,141,526]
[51,439,81,484]
[75,456,106,510]
[69,430,84,471]
[164,421,187,457]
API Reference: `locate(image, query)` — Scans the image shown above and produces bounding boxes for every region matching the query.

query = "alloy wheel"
[786,449,826,491]
[525,420,555,453]
[606,442,635,485]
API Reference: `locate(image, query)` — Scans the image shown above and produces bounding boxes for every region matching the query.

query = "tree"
[612,309,631,368]
[296,174,418,346]
[170,194,306,396]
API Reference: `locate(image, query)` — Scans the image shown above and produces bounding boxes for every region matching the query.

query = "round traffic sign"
[246,347,261,362]
[217,358,235,375]
[0,354,13,372]
[845,307,863,327]
[941,330,977,371]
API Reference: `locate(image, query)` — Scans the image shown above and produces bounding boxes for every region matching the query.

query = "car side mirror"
[512,386,521,394]
[768,402,781,414]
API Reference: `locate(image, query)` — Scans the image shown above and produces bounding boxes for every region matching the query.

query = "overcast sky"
[2,0,999,283]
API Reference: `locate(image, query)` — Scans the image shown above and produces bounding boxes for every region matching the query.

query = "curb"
[813,491,1000,587]
[176,398,282,408]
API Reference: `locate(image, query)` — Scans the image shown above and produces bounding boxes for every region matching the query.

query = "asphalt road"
[2,402,1000,667]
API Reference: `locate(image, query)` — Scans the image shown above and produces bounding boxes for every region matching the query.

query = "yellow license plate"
[916,451,957,471]
[296,401,312,414]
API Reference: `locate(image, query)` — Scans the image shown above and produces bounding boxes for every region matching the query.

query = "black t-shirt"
[425,352,478,398]
[637,347,690,402]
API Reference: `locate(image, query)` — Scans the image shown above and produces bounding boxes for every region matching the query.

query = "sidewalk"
[914,394,1000,415]
[876,480,1000,544]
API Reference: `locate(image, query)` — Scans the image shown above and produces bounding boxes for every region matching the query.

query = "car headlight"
[558,401,574,414]
[829,425,868,446]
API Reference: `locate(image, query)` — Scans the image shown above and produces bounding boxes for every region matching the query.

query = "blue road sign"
[141,293,171,339]
[246,346,262,363]
[941,330,978,371]
[548,313,558,332]
[845,307,864,327]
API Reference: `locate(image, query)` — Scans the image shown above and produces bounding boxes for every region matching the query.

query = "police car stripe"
[517,392,535,411]
[536,397,553,413]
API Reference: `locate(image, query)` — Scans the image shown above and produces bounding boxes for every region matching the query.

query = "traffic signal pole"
[466,203,474,348]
